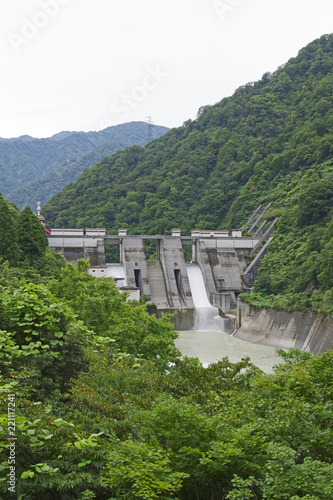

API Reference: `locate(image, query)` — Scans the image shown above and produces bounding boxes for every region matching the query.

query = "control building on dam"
[48,206,275,331]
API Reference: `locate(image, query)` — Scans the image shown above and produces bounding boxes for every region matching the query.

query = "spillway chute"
[186,263,228,332]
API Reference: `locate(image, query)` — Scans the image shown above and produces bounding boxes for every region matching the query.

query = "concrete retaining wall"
[236,300,333,354]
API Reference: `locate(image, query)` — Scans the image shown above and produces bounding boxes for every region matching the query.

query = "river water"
[105,262,281,372]
[175,330,282,373]
[181,263,282,373]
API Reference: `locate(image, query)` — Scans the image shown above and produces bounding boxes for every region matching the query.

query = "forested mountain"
[0,121,168,208]
[43,34,333,313]
[44,34,333,231]
[9,141,126,208]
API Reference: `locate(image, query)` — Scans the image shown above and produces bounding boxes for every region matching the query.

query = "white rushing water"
[186,263,227,331]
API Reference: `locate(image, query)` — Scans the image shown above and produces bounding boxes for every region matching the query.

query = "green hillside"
[0,121,168,208]
[43,34,333,313]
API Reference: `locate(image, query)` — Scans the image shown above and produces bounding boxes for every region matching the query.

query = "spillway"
[186,263,228,332]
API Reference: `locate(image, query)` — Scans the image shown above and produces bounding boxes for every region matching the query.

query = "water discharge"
[186,263,228,332]
[183,265,280,373]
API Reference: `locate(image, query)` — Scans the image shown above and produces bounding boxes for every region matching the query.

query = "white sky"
[1,0,333,138]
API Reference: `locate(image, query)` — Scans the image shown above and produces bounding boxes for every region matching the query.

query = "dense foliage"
[0,122,168,208]
[1,258,333,499]
[48,260,179,368]
[0,195,19,267]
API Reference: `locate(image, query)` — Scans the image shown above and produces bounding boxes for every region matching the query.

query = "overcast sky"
[1,0,333,139]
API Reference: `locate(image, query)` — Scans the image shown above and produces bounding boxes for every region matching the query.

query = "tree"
[296,178,333,227]
[101,441,187,499]
[318,237,333,289]
[0,282,90,397]
[17,206,48,264]
[50,260,180,367]
[0,193,19,265]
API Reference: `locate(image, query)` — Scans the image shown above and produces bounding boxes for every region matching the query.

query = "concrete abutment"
[236,299,333,354]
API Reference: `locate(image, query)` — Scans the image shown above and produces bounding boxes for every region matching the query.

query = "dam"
[46,203,278,331]
[46,212,333,353]
[48,227,267,331]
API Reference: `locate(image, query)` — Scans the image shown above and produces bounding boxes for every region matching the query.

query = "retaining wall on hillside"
[236,300,333,354]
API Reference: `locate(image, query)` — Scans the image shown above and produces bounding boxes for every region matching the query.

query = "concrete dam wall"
[49,230,262,330]
[236,300,333,354]
[47,228,333,350]
[121,236,195,330]
[47,229,106,266]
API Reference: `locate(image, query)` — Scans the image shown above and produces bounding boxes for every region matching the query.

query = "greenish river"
[175,330,282,374]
